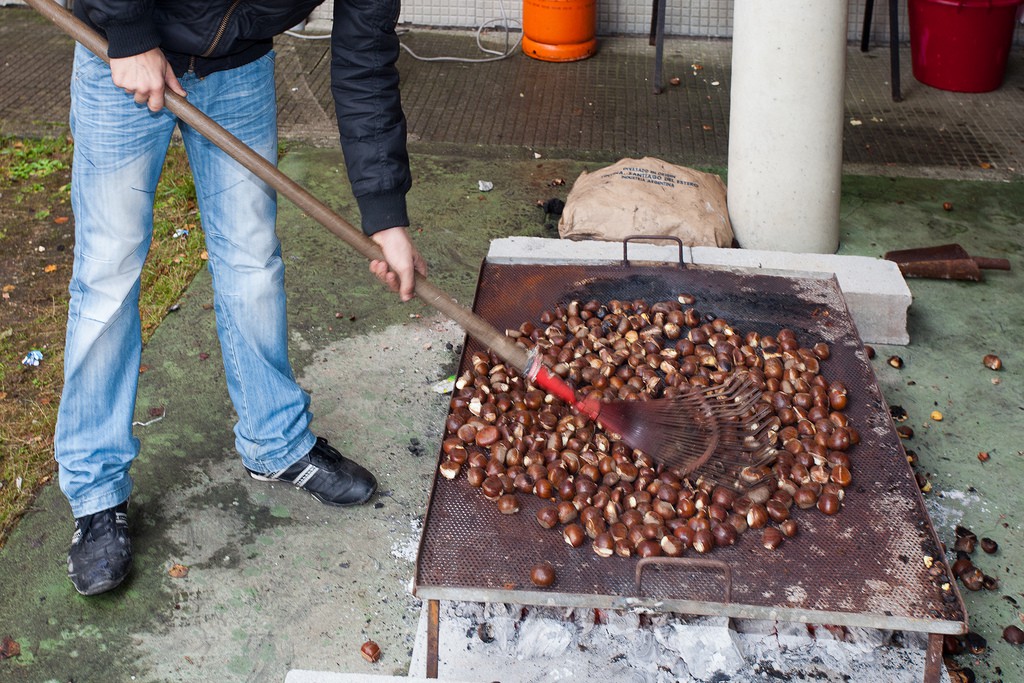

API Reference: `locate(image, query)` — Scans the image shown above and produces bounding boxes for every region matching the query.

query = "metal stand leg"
[426,599,440,678]
[888,0,902,101]
[923,633,943,683]
[650,0,667,93]
[859,0,902,102]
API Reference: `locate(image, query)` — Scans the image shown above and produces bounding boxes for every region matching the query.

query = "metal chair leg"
[861,0,875,52]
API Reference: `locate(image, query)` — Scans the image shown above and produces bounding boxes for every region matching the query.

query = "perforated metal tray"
[413,262,966,635]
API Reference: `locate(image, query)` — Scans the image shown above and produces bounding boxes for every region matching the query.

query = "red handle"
[532,366,578,405]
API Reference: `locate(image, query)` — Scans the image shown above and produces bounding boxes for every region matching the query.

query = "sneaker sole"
[248,471,377,507]
[69,571,130,596]
[308,482,377,507]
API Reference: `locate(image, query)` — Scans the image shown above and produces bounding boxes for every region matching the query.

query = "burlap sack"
[558,157,733,247]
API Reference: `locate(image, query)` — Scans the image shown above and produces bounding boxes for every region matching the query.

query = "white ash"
[389,516,423,563]
[413,602,951,682]
[925,486,982,533]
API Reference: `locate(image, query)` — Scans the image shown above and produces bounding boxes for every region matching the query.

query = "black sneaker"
[67,501,132,596]
[247,437,377,507]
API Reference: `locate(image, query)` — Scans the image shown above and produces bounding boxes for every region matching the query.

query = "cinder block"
[486,237,911,345]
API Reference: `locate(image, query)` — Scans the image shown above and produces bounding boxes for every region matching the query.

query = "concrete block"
[691,246,912,345]
[486,237,911,345]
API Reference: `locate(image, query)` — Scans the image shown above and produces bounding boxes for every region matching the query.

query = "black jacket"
[73,0,411,234]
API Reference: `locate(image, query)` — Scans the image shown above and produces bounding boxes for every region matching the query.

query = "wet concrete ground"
[1,7,1023,683]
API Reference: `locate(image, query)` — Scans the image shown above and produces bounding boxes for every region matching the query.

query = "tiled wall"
[310,1,916,44]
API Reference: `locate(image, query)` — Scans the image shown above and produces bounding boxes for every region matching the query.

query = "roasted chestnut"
[761,527,783,550]
[636,539,661,558]
[660,534,685,557]
[964,631,986,655]
[480,475,504,500]
[496,494,520,514]
[466,465,486,488]
[982,354,1002,371]
[692,529,714,554]
[530,562,556,587]
[556,500,578,524]
[953,533,977,554]
[562,523,585,548]
[536,505,559,529]
[360,640,382,663]
[1003,625,1024,645]
[475,425,501,447]
[711,522,737,547]
[951,557,973,578]
[794,487,818,509]
[746,504,768,529]
[960,567,984,591]
[779,519,798,538]
[765,499,790,523]
[726,512,748,535]
[830,465,852,487]
[438,459,461,480]
[592,531,615,558]
[817,492,840,515]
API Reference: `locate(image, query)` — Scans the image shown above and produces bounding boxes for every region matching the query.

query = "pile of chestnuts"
[438,295,859,560]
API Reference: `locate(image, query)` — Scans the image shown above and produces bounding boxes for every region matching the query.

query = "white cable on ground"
[283,0,522,63]
[283,29,331,39]
[397,19,522,63]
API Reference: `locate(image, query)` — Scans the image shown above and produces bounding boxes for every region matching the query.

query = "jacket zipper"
[196,0,244,65]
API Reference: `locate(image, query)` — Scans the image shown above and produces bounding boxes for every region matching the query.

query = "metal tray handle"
[635,556,733,603]
[622,234,687,269]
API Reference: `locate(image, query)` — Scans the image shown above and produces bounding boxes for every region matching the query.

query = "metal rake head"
[600,373,777,491]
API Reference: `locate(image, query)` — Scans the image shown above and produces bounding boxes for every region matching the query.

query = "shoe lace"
[77,509,116,543]
[307,439,345,470]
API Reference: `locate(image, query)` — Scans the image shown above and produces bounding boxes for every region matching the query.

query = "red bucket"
[908,0,1023,92]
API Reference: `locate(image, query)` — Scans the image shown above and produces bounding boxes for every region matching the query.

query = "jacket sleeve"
[330,0,412,235]
[73,0,162,59]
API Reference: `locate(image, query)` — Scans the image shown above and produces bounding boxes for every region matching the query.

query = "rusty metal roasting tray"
[413,261,966,636]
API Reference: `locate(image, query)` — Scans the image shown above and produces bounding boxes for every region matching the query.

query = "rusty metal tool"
[884,243,1011,281]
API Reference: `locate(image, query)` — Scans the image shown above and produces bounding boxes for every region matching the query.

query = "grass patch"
[0,135,204,546]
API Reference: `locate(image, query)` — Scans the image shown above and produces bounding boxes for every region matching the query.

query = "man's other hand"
[110,49,186,112]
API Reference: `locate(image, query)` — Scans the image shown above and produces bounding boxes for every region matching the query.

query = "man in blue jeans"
[59,0,427,595]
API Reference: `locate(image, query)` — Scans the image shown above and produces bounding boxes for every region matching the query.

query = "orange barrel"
[522,0,597,62]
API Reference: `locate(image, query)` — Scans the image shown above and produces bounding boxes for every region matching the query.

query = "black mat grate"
[414,262,966,634]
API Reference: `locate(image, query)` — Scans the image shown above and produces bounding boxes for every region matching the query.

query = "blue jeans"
[56,44,316,518]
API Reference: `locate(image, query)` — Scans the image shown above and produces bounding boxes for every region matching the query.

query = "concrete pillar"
[727,1,849,253]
